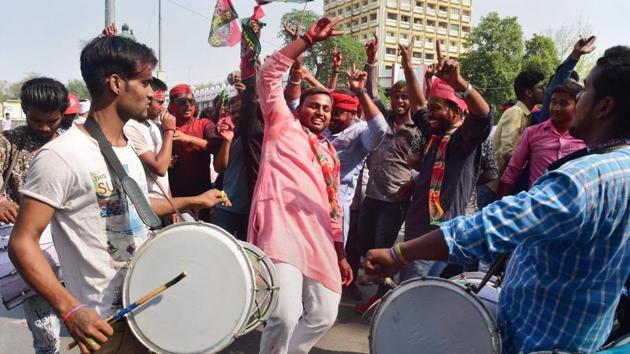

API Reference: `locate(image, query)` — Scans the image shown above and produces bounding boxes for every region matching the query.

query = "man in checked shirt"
[364,46,630,353]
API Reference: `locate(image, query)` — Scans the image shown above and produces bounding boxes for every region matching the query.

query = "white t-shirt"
[123,119,170,199]
[21,126,149,317]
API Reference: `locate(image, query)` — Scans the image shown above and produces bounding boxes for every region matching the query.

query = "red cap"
[331,91,359,112]
[428,78,467,111]
[169,84,193,97]
[64,93,80,115]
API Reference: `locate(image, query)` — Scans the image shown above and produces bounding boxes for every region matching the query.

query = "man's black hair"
[80,36,157,98]
[514,70,544,101]
[151,76,168,92]
[592,46,630,132]
[20,77,69,114]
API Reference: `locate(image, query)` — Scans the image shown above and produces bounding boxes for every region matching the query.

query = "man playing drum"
[364,46,630,353]
[249,17,353,354]
[0,77,69,353]
[8,35,228,354]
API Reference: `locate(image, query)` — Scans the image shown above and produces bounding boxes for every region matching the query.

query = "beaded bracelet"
[62,304,87,323]
[288,78,303,85]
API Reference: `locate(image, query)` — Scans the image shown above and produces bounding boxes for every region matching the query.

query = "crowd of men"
[1,15,629,354]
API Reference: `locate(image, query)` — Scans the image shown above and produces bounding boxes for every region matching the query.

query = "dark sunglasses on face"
[175,98,195,106]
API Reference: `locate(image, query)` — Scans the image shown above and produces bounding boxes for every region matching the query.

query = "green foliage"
[522,34,560,81]
[377,83,390,110]
[278,10,365,84]
[66,79,90,100]
[315,36,367,86]
[460,12,523,116]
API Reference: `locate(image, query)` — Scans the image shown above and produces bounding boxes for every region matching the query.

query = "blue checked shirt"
[440,146,630,353]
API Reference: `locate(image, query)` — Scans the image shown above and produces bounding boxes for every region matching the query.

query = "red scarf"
[303,127,342,222]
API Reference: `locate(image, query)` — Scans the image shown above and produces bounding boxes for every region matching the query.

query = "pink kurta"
[248,51,343,293]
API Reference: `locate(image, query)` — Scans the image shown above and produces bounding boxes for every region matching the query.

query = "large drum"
[123,222,279,354]
[598,334,630,353]
[370,276,501,354]
[0,224,62,309]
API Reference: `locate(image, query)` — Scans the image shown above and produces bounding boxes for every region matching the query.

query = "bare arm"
[327,47,343,89]
[9,197,113,352]
[284,60,303,102]
[137,112,176,176]
[213,119,234,173]
[149,189,230,216]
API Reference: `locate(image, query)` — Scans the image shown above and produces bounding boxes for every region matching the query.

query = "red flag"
[208,0,241,47]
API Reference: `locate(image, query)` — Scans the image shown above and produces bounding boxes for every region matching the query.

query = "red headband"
[331,91,359,112]
[154,90,165,101]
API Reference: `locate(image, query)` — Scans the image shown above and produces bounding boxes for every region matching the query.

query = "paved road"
[0,286,375,354]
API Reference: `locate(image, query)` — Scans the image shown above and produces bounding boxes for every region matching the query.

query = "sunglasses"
[174,98,195,106]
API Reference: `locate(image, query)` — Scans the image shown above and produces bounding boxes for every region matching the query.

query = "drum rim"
[238,241,280,335]
[123,221,256,354]
[368,276,501,354]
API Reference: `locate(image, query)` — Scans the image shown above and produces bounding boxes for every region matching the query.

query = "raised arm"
[347,66,387,150]
[399,37,426,113]
[327,47,343,89]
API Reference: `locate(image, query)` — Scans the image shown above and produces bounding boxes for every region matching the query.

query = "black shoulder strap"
[84,119,162,230]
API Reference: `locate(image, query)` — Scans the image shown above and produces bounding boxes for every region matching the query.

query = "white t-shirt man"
[21,125,149,317]
[123,119,170,198]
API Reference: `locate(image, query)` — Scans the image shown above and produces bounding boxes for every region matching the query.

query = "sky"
[1,0,629,88]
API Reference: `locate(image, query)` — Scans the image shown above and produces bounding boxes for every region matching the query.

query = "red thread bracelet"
[62,304,87,323]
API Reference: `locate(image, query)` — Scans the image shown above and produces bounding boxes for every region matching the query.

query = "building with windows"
[323,0,472,85]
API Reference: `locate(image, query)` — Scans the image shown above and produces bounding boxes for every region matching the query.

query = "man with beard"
[8,35,228,354]
[0,77,68,354]
[364,46,630,354]
[167,84,222,221]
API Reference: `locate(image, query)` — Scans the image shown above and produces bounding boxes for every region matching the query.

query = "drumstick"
[67,271,187,350]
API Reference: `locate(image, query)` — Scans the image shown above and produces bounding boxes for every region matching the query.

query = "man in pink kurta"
[247,18,351,354]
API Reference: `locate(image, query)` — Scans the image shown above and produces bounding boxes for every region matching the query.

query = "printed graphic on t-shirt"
[90,167,146,263]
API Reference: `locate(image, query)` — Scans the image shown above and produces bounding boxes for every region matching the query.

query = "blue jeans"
[22,294,61,354]
[400,260,448,282]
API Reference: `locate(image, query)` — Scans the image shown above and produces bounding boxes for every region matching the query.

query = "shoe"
[354,295,381,315]
[343,283,362,301]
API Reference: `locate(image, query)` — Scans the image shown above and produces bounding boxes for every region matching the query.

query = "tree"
[5,73,42,100]
[522,34,560,80]
[66,79,90,100]
[460,12,523,118]
[546,18,597,80]
[277,10,366,85]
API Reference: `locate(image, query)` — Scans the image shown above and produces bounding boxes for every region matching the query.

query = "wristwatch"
[454,81,472,99]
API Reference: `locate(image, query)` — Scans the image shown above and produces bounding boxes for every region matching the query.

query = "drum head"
[370,277,501,354]
[124,222,254,354]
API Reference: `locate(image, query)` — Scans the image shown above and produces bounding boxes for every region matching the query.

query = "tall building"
[323,0,472,83]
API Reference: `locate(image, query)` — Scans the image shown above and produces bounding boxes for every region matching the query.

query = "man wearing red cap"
[167,84,222,221]
[400,44,492,281]
[59,93,81,133]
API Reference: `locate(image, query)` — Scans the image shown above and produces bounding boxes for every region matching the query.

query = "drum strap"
[84,118,162,230]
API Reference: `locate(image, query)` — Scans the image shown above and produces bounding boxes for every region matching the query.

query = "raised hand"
[434,39,465,90]
[572,35,597,58]
[398,36,415,68]
[365,34,378,64]
[160,110,176,132]
[332,47,343,70]
[100,23,117,37]
[304,17,344,45]
[424,63,438,79]
[217,116,235,142]
[284,21,300,41]
[346,64,367,92]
